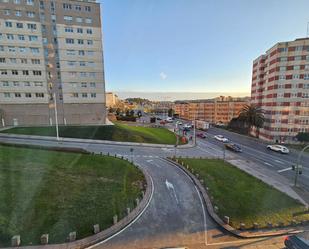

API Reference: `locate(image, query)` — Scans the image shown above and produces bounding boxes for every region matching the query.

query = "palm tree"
[239,104,264,137]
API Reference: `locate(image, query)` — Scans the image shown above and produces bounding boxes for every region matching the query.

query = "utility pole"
[53,93,59,141]
[294,144,309,186]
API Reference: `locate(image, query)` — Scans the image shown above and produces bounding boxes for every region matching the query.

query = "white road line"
[165,179,179,205]
[85,169,155,249]
[146,159,153,162]
[263,162,274,167]
[194,185,208,246]
[275,159,285,164]
[278,167,293,173]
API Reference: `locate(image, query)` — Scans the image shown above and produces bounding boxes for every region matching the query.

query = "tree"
[239,104,264,137]
[296,132,309,143]
[168,108,174,117]
[227,117,248,134]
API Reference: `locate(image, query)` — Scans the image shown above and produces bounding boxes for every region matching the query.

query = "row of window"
[278,56,309,62]
[64,27,93,34]
[0,32,39,42]
[68,72,97,78]
[2,92,44,98]
[66,50,95,56]
[65,38,94,45]
[0,45,40,54]
[3,9,35,18]
[278,46,309,52]
[0,0,34,5]
[67,61,95,67]
[70,82,97,88]
[63,3,92,12]
[1,81,43,87]
[64,16,92,24]
[0,69,42,76]
[3,21,37,30]
[278,65,309,71]
[70,93,97,98]
[0,57,40,64]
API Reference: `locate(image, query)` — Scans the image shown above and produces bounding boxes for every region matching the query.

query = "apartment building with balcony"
[251,38,309,142]
[0,0,105,126]
[174,96,248,124]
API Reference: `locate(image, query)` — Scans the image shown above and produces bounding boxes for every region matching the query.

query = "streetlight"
[53,93,59,141]
[130,148,134,163]
[294,144,309,187]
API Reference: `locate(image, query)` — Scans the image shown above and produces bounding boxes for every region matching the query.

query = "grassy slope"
[1,123,178,145]
[180,158,309,228]
[0,145,145,246]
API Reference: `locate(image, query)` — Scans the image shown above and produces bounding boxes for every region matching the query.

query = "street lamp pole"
[53,93,59,141]
[294,144,309,186]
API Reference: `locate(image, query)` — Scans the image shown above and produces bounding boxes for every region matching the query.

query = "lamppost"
[53,93,59,141]
[294,144,309,187]
[130,148,134,163]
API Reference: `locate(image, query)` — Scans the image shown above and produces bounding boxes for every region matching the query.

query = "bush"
[296,132,309,143]
[116,116,137,122]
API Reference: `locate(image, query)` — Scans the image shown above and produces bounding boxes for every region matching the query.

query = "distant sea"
[114,91,250,101]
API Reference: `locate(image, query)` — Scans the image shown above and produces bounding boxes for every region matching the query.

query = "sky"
[99,0,309,94]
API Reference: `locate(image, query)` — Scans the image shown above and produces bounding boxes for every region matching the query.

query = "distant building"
[0,0,105,127]
[174,96,249,124]
[251,38,309,142]
[106,92,119,108]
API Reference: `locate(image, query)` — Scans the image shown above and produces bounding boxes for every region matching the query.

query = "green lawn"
[1,123,179,145]
[178,158,309,229]
[0,145,145,246]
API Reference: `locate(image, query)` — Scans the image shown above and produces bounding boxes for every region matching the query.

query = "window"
[24,81,31,86]
[15,0,21,3]
[27,23,37,30]
[35,93,44,98]
[67,61,76,66]
[15,10,21,17]
[294,65,300,70]
[18,35,25,40]
[66,38,74,44]
[7,34,14,40]
[78,39,84,45]
[85,6,91,12]
[71,93,79,98]
[30,47,40,54]
[65,27,73,33]
[22,70,29,75]
[77,28,83,33]
[279,47,288,53]
[304,74,309,80]
[0,34,2,40]
[85,18,92,24]
[87,51,94,56]
[0,58,6,63]
[80,72,87,77]
[66,50,76,56]
[6,22,13,28]
[293,74,299,79]
[31,59,40,64]
[80,61,86,66]
[75,5,82,11]
[81,82,87,88]
[78,50,85,56]
[34,82,43,87]
[2,81,9,87]
[4,10,10,16]
[33,70,42,76]
[90,82,96,87]
[19,47,27,53]
[0,46,3,51]
[27,11,35,18]
[88,62,95,67]
[12,70,18,75]
[279,66,286,71]
[89,72,96,78]
[4,93,11,98]
[86,29,92,34]
[279,57,287,62]
[295,56,302,61]
[8,46,16,52]
[13,82,20,87]
[87,40,93,45]
[63,3,72,10]
[21,59,27,64]
[16,22,23,28]
[69,72,77,77]
[91,93,96,98]
[1,70,8,75]
[76,17,83,23]
[64,16,73,21]
[9,58,16,63]
[29,35,38,41]
[26,0,34,5]
[296,46,303,51]
[15,93,21,98]
[279,75,285,80]
[82,93,88,98]
[25,93,32,98]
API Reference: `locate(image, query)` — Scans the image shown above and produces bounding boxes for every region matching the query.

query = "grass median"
[0,144,145,246]
[178,158,309,229]
[1,123,179,145]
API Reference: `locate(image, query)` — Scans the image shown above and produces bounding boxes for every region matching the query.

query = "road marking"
[165,179,179,205]
[146,159,153,162]
[275,159,284,164]
[195,185,208,246]
[85,169,155,248]
[278,167,293,173]
[263,162,274,167]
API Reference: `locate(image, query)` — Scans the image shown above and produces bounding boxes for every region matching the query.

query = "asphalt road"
[0,131,296,249]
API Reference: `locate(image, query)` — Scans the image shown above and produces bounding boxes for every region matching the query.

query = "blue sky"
[99,0,309,93]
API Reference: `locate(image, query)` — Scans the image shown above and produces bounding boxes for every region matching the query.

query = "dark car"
[284,231,309,249]
[225,143,242,152]
[197,133,207,139]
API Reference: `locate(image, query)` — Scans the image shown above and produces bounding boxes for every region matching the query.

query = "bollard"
[127,207,131,215]
[11,235,21,247]
[69,232,76,242]
[214,206,219,213]
[136,198,140,206]
[93,224,100,234]
[113,215,118,224]
[41,234,49,245]
[224,216,230,224]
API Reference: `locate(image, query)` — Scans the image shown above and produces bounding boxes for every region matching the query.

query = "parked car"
[197,133,207,139]
[156,117,162,120]
[176,121,183,125]
[183,123,192,129]
[160,120,166,125]
[267,144,289,154]
[284,231,309,248]
[166,117,173,122]
[225,143,242,152]
[214,135,229,143]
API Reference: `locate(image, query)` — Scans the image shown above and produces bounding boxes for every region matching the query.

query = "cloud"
[160,72,167,80]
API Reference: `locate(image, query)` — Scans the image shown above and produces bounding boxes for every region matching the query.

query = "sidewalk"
[227,159,309,207]
[0,133,195,149]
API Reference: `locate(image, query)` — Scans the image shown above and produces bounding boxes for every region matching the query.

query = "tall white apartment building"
[0,0,106,126]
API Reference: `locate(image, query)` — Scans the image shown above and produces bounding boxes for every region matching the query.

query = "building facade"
[251,38,309,142]
[105,92,119,108]
[0,0,105,127]
[174,96,248,124]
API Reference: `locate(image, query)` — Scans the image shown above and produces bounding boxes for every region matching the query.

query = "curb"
[164,158,306,239]
[0,133,195,149]
[0,156,153,249]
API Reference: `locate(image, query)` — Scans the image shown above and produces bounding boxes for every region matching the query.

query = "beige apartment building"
[105,92,119,108]
[251,38,309,142]
[0,0,105,127]
[174,96,248,124]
